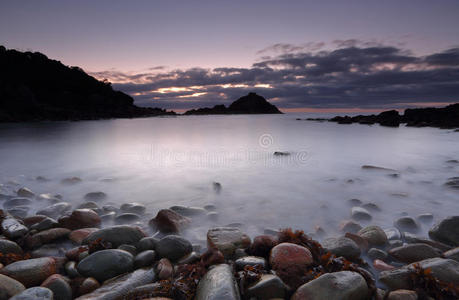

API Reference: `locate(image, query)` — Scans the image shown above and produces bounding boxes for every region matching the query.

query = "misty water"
[0,114,458,246]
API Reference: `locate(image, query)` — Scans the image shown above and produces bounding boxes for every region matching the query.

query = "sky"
[1,0,459,111]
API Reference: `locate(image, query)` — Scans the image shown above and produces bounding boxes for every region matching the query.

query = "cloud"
[91,43,459,110]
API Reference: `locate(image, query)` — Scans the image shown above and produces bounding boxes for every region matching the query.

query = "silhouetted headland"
[306,103,459,129]
[184,92,282,115]
[0,46,176,122]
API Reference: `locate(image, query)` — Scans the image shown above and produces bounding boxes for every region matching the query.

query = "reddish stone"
[65,246,88,261]
[25,228,71,249]
[0,257,58,287]
[345,232,369,251]
[148,209,190,233]
[23,215,48,227]
[156,258,173,280]
[373,259,395,271]
[270,242,313,271]
[58,209,101,230]
[200,248,225,267]
[69,228,99,244]
[249,235,278,257]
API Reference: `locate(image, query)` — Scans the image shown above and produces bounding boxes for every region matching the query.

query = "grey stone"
[389,243,441,263]
[3,197,32,209]
[1,217,28,239]
[368,248,388,261]
[322,237,361,260]
[114,213,140,225]
[394,216,419,233]
[0,274,25,299]
[195,264,240,300]
[207,227,251,257]
[155,235,192,261]
[77,249,134,282]
[134,250,156,268]
[10,287,53,300]
[82,225,145,248]
[428,216,459,246]
[0,239,23,255]
[235,256,267,271]
[37,202,72,219]
[444,247,459,262]
[135,237,158,252]
[351,207,372,221]
[120,203,146,215]
[291,271,369,300]
[358,225,387,246]
[247,274,288,299]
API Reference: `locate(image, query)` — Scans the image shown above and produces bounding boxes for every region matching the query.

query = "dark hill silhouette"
[328,103,459,128]
[184,92,282,115]
[0,46,175,122]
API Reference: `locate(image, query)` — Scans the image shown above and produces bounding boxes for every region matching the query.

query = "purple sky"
[1,0,459,111]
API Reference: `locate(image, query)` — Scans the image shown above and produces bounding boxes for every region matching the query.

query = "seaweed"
[409,263,459,300]
[235,265,265,298]
[0,252,31,265]
[87,238,112,254]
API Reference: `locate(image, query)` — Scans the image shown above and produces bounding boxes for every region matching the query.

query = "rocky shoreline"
[0,180,458,299]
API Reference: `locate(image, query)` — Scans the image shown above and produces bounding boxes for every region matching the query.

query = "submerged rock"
[291,271,369,300]
[207,227,251,257]
[394,216,419,233]
[351,207,372,221]
[77,249,134,282]
[83,191,107,201]
[195,264,240,300]
[16,187,35,198]
[120,203,146,215]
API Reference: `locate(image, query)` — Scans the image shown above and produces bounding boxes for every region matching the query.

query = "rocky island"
[326,103,459,128]
[184,92,282,115]
[0,46,175,122]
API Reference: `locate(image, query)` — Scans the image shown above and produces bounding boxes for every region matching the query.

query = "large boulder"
[195,264,240,300]
[291,271,369,300]
[77,249,134,282]
[207,227,251,257]
[428,216,459,246]
[380,258,459,290]
[82,225,145,248]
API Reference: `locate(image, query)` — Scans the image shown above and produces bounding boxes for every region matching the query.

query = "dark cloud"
[93,44,459,110]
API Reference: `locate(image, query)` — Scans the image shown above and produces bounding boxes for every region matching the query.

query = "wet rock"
[134,250,156,268]
[3,197,32,209]
[195,264,240,300]
[235,256,267,271]
[78,201,99,210]
[170,205,207,217]
[114,213,140,225]
[0,239,23,255]
[358,225,387,247]
[7,207,29,219]
[74,267,156,300]
[0,257,58,287]
[362,202,381,212]
[201,248,225,267]
[77,249,134,282]
[100,212,116,223]
[41,274,72,300]
[1,217,28,239]
[428,216,459,246]
[344,232,369,251]
[155,235,192,261]
[249,235,277,257]
[444,177,459,189]
[291,271,369,300]
[30,217,58,232]
[247,274,288,299]
[177,251,200,264]
[61,177,82,185]
[82,225,145,248]
[351,207,372,221]
[23,215,48,227]
[16,187,35,198]
[64,261,80,278]
[156,258,173,280]
[384,227,402,241]
[417,213,433,224]
[69,228,99,244]
[78,277,99,295]
[270,242,313,275]
[322,236,361,260]
[207,227,251,257]
[213,182,222,194]
[443,247,459,262]
[26,228,71,249]
[373,259,395,271]
[65,246,88,261]
[380,258,459,290]
[339,220,362,234]
[120,203,146,215]
[347,198,362,206]
[37,202,72,219]
[394,216,419,233]
[148,209,191,234]
[31,244,65,258]
[404,234,452,252]
[83,191,106,201]
[0,274,25,299]
[9,287,53,300]
[58,209,101,230]
[37,193,61,204]
[389,243,441,263]
[368,248,388,261]
[387,289,418,300]
[136,237,158,252]
[118,244,137,256]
